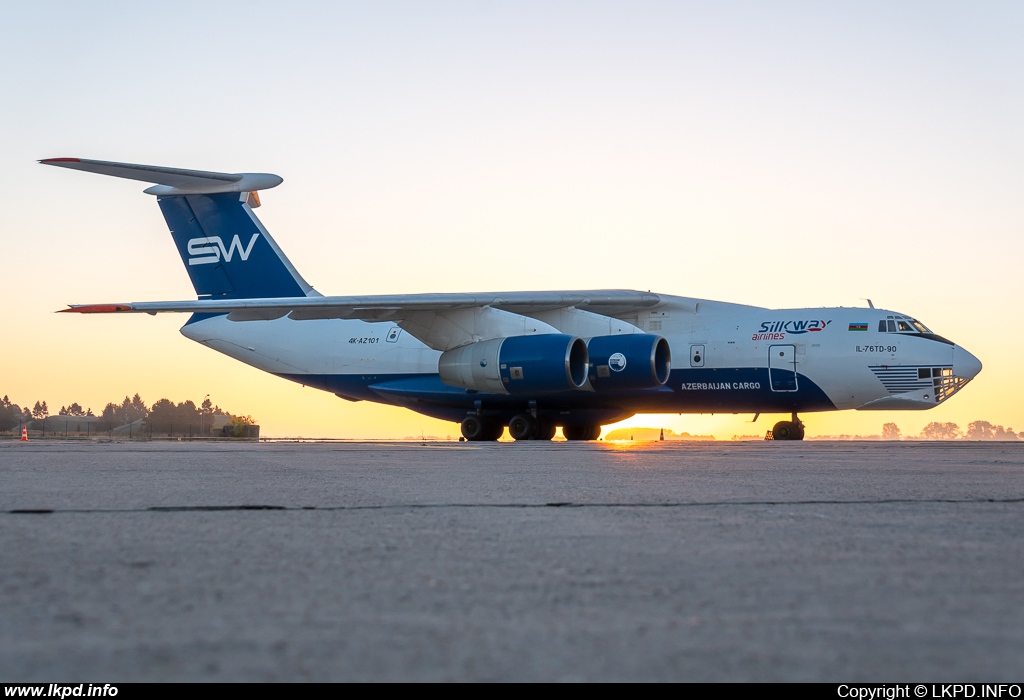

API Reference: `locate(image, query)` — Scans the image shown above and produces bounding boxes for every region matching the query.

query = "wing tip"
[39,157,81,164]
[58,304,134,314]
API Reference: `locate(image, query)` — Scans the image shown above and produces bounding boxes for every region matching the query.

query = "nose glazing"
[952,346,982,380]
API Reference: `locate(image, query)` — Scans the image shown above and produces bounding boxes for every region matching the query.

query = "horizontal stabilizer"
[39,158,282,195]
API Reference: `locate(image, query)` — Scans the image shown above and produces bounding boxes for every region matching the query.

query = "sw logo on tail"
[187,234,260,266]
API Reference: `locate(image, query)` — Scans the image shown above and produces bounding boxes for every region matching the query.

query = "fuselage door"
[690,345,705,367]
[769,344,798,392]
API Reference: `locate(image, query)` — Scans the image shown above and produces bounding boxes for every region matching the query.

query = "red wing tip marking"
[39,158,81,163]
[59,304,134,313]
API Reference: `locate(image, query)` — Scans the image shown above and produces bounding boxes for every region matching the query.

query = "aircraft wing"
[60,290,666,351]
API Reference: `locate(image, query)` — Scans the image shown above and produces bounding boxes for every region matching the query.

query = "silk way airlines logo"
[756,319,831,335]
[187,234,260,266]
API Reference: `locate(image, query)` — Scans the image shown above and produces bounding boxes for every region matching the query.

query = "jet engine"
[438,334,589,395]
[587,334,672,391]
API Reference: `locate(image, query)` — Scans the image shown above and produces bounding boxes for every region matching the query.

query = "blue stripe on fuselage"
[276,367,837,415]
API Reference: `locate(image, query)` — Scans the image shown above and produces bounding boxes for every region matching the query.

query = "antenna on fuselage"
[862,298,875,309]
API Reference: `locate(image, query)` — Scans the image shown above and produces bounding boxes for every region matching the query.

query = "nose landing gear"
[770,413,805,441]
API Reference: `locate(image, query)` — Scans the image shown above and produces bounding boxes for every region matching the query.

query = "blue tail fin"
[158,193,313,299]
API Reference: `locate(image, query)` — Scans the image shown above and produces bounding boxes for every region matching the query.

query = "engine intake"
[587,334,671,391]
[438,334,589,395]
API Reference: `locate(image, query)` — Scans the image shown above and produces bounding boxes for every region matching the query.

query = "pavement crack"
[148,505,287,512]
[5,497,1024,515]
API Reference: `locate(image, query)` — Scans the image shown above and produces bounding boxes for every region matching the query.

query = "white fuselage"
[179,294,980,417]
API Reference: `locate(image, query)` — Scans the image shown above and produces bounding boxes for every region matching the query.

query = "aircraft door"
[769,344,798,392]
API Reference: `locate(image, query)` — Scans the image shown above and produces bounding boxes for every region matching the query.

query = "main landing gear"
[507,414,558,441]
[459,415,504,442]
[770,413,806,441]
[460,415,601,442]
[561,424,601,441]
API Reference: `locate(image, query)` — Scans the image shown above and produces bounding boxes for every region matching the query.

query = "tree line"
[1,393,256,437]
[882,421,1020,440]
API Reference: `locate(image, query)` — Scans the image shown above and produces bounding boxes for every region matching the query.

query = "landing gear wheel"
[533,421,556,441]
[772,420,805,441]
[485,422,505,441]
[461,416,487,441]
[462,416,501,441]
[563,424,602,441]
[508,414,538,441]
[562,425,583,441]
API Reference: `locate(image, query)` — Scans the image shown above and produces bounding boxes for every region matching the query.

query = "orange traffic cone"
[20,425,28,441]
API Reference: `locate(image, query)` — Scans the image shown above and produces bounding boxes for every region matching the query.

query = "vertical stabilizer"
[158,193,314,299]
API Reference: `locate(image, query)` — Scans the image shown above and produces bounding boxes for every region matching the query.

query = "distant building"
[210,414,233,432]
[111,419,145,436]
[220,421,260,439]
[35,415,101,434]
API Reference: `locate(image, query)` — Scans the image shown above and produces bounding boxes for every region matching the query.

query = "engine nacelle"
[587,334,672,391]
[438,334,589,395]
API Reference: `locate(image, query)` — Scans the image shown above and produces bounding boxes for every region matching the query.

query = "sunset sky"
[2,2,1022,440]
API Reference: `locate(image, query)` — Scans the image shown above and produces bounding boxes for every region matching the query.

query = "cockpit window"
[879,315,934,334]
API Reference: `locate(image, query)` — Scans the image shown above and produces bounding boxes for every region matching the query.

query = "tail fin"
[157,192,314,299]
[40,158,316,299]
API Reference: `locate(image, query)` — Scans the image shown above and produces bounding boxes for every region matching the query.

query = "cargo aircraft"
[41,158,982,441]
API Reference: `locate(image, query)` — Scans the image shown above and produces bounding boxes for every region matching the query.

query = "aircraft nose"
[953,345,982,380]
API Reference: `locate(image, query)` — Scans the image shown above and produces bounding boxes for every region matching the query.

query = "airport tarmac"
[1,439,1022,682]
